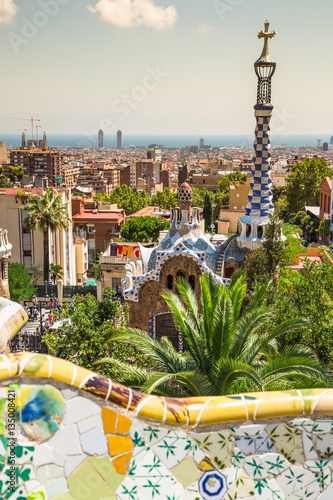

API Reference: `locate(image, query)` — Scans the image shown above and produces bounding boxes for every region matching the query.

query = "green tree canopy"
[44,288,149,376]
[151,188,178,210]
[285,158,332,213]
[95,185,152,216]
[8,262,35,303]
[202,193,212,232]
[23,189,71,281]
[8,166,24,184]
[49,263,64,284]
[0,166,12,188]
[120,216,169,242]
[101,273,330,397]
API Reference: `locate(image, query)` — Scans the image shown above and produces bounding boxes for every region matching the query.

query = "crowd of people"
[23,294,86,335]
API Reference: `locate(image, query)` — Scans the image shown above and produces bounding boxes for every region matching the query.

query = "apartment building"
[10,149,63,186]
[0,188,86,285]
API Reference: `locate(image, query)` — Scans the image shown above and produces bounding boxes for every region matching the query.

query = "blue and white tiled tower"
[237,21,279,250]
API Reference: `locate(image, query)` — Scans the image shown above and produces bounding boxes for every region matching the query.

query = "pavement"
[20,306,51,335]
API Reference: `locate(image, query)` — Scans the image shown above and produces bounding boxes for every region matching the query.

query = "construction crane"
[11,117,41,142]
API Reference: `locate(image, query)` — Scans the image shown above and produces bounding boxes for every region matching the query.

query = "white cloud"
[87,0,178,30]
[0,0,17,24]
[194,23,213,35]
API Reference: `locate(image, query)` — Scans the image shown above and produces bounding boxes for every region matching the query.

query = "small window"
[189,275,195,290]
[176,270,186,280]
[246,224,251,238]
[167,274,173,290]
[257,225,263,239]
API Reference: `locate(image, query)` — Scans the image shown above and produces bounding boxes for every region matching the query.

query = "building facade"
[117,130,123,149]
[123,183,228,346]
[98,129,104,148]
[0,188,81,285]
[10,149,63,186]
[0,229,12,299]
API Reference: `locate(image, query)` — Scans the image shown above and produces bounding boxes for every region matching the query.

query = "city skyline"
[0,0,332,136]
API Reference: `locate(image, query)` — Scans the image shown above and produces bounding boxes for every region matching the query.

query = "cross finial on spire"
[257,20,276,60]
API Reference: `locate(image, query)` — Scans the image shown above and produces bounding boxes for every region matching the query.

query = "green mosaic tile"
[107,473,125,492]
[87,456,115,481]
[52,494,74,500]
[68,460,115,500]
[170,457,201,488]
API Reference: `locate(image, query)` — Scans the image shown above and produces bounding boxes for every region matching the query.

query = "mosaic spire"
[237,21,277,250]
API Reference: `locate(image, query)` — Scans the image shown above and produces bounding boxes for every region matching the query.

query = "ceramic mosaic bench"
[0,353,333,499]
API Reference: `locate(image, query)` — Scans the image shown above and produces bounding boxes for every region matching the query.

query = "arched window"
[167,274,173,290]
[176,270,186,280]
[246,224,251,238]
[257,225,263,239]
[189,275,195,290]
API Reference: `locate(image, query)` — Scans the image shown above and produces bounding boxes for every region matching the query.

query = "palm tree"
[23,189,71,282]
[49,263,64,284]
[101,273,331,397]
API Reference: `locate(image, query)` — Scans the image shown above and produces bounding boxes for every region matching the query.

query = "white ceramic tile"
[312,421,333,435]
[244,455,268,480]
[25,480,43,493]
[254,478,287,500]
[77,414,103,434]
[80,427,108,456]
[63,397,101,426]
[315,434,333,459]
[230,424,266,437]
[47,425,82,455]
[53,451,65,467]
[152,431,191,468]
[64,454,87,478]
[303,432,319,460]
[61,388,77,400]
[276,465,320,499]
[261,453,289,476]
[33,444,54,467]
[46,477,68,498]
[236,431,276,455]
[319,481,333,499]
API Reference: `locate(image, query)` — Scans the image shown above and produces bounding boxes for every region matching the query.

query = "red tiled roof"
[72,210,124,221]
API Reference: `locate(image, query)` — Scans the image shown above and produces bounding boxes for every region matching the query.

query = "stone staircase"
[215,234,238,277]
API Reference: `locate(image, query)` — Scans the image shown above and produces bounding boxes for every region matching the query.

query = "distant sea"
[0,134,332,149]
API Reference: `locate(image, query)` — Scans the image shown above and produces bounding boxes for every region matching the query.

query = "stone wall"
[128,254,202,332]
[1,354,333,499]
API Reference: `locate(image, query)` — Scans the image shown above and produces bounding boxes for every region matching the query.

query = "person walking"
[49,297,54,310]
[32,307,38,321]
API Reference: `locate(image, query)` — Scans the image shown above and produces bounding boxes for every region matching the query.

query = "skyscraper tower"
[98,129,104,148]
[21,131,26,148]
[237,20,282,250]
[43,131,48,149]
[117,130,123,149]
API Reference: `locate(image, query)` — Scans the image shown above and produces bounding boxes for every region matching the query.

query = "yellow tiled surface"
[1,354,333,427]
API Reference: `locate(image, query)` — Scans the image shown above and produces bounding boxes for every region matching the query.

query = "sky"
[0,0,332,137]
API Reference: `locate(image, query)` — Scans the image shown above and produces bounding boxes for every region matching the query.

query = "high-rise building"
[200,138,205,147]
[98,129,104,148]
[323,142,329,152]
[330,136,333,145]
[21,132,26,148]
[117,130,123,149]
[147,148,161,162]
